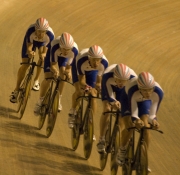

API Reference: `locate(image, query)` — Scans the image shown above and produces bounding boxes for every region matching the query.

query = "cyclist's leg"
[90,88,98,113]
[68,82,81,128]
[69,60,80,115]
[15,58,30,91]
[138,100,151,148]
[120,115,134,147]
[141,114,150,148]
[34,60,52,115]
[138,101,151,172]
[97,100,111,153]
[69,82,81,114]
[116,88,133,165]
[33,46,45,82]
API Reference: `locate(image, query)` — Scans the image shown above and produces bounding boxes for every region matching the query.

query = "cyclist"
[10,17,54,103]
[96,63,137,153]
[116,72,164,171]
[68,45,109,131]
[34,32,78,115]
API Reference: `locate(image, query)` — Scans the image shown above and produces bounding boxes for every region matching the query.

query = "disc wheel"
[46,92,59,138]
[18,76,32,119]
[135,142,148,175]
[38,89,51,130]
[71,105,82,150]
[111,126,120,175]
[83,108,94,160]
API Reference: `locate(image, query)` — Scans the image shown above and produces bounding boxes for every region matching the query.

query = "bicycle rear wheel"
[100,123,110,170]
[18,75,32,119]
[46,91,59,138]
[16,89,23,113]
[135,142,148,175]
[16,71,30,113]
[38,88,51,130]
[83,108,94,160]
[71,104,82,150]
[111,126,120,175]
[122,138,134,175]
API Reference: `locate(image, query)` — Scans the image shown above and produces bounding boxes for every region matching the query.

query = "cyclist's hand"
[134,119,144,129]
[82,85,92,94]
[95,84,101,93]
[52,69,59,79]
[39,53,46,61]
[28,51,35,59]
[152,119,160,129]
[112,101,120,110]
[64,71,72,81]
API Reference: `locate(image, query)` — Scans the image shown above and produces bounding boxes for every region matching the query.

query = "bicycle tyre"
[18,74,32,119]
[122,138,134,175]
[135,142,148,175]
[111,125,120,175]
[16,89,23,113]
[38,88,51,130]
[16,71,30,113]
[83,108,94,160]
[100,123,110,170]
[71,105,82,150]
[46,91,59,138]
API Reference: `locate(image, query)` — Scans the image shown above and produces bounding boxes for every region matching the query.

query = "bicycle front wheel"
[46,91,59,138]
[100,123,110,170]
[18,75,32,119]
[16,89,23,113]
[135,142,148,175]
[122,138,134,175]
[71,105,82,151]
[111,125,120,175]
[38,88,51,130]
[83,108,94,160]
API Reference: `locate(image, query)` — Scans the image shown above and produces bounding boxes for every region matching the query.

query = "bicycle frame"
[99,109,121,174]
[123,126,163,175]
[76,93,101,134]
[17,58,43,119]
[73,92,101,159]
[45,75,73,137]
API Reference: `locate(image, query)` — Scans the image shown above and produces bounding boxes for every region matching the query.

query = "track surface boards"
[0,1,180,174]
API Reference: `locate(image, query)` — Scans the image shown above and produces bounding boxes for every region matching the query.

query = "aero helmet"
[88,45,103,58]
[113,64,131,80]
[35,18,49,30]
[59,32,74,49]
[137,72,155,89]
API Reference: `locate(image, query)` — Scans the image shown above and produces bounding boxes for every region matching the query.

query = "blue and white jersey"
[25,24,54,47]
[76,48,108,87]
[102,64,137,102]
[50,36,78,66]
[22,24,54,59]
[126,78,164,122]
[76,48,108,76]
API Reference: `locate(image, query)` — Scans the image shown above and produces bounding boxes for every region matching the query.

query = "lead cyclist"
[116,72,164,173]
[10,17,54,103]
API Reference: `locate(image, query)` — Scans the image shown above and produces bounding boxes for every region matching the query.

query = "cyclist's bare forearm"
[78,75,86,87]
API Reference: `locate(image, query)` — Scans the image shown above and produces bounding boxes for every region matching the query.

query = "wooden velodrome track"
[0,0,180,174]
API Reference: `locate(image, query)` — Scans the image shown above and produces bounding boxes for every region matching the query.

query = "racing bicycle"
[71,91,101,160]
[16,58,43,119]
[99,109,121,175]
[122,125,163,175]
